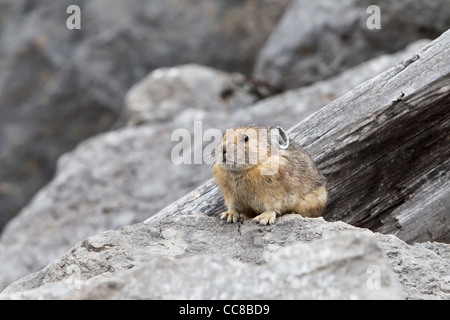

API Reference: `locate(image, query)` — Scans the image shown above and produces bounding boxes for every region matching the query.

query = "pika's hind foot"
[220,210,240,223]
[253,211,277,225]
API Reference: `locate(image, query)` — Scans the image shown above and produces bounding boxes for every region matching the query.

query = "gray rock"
[118,64,264,127]
[2,214,448,299]
[254,0,450,89]
[1,230,405,300]
[0,39,433,291]
[0,0,290,232]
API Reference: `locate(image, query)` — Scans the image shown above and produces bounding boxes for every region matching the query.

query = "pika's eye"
[242,134,249,143]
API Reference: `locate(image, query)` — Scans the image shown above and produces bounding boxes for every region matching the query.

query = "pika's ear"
[274,126,289,149]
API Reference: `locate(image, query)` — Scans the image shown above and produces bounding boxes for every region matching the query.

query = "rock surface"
[0,40,429,291]
[254,0,450,89]
[2,214,448,300]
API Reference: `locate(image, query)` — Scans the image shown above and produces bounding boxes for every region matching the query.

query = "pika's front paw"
[220,210,240,223]
[253,211,277,225]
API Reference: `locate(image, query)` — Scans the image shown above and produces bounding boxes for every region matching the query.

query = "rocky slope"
[1,30,450,298]
[1,0,448,234]
[0,40,431,291]
[0,1,449,300]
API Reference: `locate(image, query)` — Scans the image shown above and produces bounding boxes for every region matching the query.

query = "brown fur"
[213,125,327,225]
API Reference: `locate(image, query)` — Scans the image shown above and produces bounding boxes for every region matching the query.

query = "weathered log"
[147,29,450,244]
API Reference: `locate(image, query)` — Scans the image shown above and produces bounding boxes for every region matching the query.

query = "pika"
[212,125,327,225]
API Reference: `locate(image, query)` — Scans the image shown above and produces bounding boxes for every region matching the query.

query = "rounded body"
[213,125,327,225]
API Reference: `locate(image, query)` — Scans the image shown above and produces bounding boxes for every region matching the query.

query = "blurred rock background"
[0,0,290,231]
[0,0,449,293]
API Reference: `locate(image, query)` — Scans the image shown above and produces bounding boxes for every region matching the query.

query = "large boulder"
[0,0,290,232]
[116,64,268,127]
[1,214,448,300]
[254,0,450,89]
